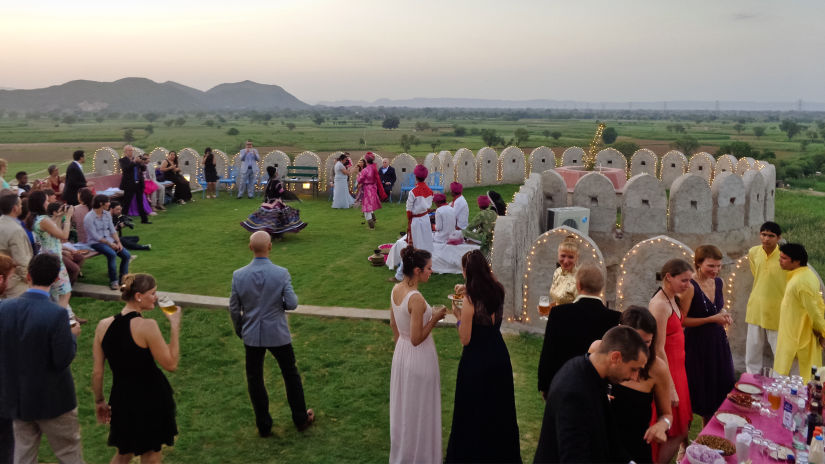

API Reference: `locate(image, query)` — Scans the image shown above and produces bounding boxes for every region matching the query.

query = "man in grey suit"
[229,231,314,437]
[0,253,84,463]
[236,140,260,199]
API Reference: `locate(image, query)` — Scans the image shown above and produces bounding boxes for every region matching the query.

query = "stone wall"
[477,147,499,185]
[453,148,476,187]
[529,146,556,176]
[93,147,120,175]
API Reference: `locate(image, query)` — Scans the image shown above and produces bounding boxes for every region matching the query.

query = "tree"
[752,126,766,139]
[123,129,135,142]
[400,134,418,152]
[453,125,467,137]
[414,121,430,132]
[382,116,400,129]
[610,141,640,156]
[95,115,105,123]
[601,127,618,144]
[174,117,186,127]
[542,129,551,139]
[286,122,296,130]
[204,119,214,127]
[164,119,174,128]
[144,124,154,135]
[312,113,325,126]
[227,127,239,136]
[430,139,441,151]
[550,131,562,140]
[779,120,803,140]
[61,115,77,124]
[143,112,160,122]
[716,141,754,158]
[732,123,745,135]
[480,129,505,147]
[514,128,530,146]
[671,135,700,156]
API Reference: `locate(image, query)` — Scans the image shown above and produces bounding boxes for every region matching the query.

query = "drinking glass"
[538,296,551,321]
[158,296,177,315]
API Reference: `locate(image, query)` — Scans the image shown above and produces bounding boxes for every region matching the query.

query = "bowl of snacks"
[685,443,725,464]
[727,392,756,413]
[693,435,736,457]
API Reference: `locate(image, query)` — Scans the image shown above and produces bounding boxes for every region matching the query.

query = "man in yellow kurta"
[745,222,786,373]
[774,243,825,382]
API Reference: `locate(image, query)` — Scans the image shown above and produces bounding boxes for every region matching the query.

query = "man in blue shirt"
[0,253,84,463]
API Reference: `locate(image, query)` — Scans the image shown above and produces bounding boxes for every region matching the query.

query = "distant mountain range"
[0,78,311,112]
[317,97,825,112]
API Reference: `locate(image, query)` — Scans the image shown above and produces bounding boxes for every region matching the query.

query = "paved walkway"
[72,283,542,335]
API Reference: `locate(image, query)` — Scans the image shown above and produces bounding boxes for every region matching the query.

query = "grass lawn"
[38,298,545,463]
[77,184,520,311]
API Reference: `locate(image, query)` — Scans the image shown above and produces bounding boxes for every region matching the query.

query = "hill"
[0,78,310,112]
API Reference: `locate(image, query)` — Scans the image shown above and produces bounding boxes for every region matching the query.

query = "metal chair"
[398,173,415,203]
[218,166,236,194]
[428,171,444,194]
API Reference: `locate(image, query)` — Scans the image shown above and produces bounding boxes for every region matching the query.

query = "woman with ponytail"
[92,273,181,463]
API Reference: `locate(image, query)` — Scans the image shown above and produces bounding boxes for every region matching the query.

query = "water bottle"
[788,388,801,430]
[798,398,812,450]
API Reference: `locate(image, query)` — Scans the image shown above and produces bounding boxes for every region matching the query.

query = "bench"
[284,166,320,198]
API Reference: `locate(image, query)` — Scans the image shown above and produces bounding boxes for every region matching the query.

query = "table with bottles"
[682,372,823,464]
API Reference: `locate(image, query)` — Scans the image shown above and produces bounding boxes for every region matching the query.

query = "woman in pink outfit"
[356,152,386,229]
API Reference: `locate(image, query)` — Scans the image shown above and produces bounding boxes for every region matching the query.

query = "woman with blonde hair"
[546,235,580,313]
[92,273,181,463]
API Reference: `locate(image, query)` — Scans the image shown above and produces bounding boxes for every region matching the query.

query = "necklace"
[659,287,680,320]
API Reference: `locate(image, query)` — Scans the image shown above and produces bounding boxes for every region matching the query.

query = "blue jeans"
[90,243,130,284]
[238,168,256,198]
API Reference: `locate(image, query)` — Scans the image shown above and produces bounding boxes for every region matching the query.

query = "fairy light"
[714,154,737,177]
[177,147,201,189]
[498,146,526,184]
[293,151,322,194]
[737,157,756,174]
[595,148,628,176]
[477,147,497,185]
[688,152,716,184]
[453,148,474,185]
[92,147,119,175]
[561,146,585,167]
[212,149,230,178]
[585,124,605,169]
[322,152,344,191]
[615,236,693,311]
[629,149,657,178]
[520,228,605,322]
[529,146,556,177]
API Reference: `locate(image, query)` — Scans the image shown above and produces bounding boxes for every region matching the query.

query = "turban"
[477,195,491,208]
[450,182,463,194]
[433,193,447,204]
[413,165,428,179]
[365,151,375,161]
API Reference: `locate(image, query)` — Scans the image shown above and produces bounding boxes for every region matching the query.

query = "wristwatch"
[662,417,672,431]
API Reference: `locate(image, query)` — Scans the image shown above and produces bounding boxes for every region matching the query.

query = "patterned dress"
[33,215,71,296]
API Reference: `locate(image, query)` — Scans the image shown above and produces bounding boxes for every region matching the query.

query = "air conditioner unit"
[547,207,590,236]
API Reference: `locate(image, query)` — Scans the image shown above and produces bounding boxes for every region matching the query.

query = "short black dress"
[610,383,654,463]
[445,301,521,463]
[204,154,219,182]
[102,312,177,455]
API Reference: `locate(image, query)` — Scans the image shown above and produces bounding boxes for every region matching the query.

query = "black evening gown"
[445,302,521,463]
[684,277,735,417]
[102,312,177,455]
[204,154,219,182]
[610,383,654,464]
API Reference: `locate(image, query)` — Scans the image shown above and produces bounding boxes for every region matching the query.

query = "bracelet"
[661,417,672,430]
[456,321,461,328]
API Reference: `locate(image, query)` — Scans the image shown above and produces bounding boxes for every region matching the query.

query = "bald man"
[229,231,314,437]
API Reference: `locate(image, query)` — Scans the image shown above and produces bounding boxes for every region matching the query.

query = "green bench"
[284,165,320,198]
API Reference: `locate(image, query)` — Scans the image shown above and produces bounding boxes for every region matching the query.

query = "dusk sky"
[3,0,824,104]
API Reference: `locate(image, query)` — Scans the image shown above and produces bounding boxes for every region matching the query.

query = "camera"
[116,215,135,230]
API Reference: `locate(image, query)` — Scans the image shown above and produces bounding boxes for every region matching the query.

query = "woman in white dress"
[331,153,355,209]
[389,246,447,464]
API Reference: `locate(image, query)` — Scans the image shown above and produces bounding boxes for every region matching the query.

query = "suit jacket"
[379,165,396,187]
[537,296,620,394]
[118,156,144,192]
[0,291,77,421]
[238,149,260,176]
[229,257,298,347]
[0,216,32,299]
[63,161,87,206]
[534,355,618,463]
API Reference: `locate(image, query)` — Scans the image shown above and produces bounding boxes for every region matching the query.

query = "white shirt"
[433,205,456,243]
[451,195,469,230]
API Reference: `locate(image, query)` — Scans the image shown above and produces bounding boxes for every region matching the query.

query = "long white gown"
[389,290,441,464]
[331,161,355,209]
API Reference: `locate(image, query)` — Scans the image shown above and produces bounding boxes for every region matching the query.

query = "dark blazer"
[118,156,143,191]
[63,161,87,205]
[379,165,396,188]
[537,296,620,394]
[534,355,618,463]
[0,291,77,421]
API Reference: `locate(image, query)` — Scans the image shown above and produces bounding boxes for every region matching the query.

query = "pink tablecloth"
[554,166,627,192]
[681,373,795,464]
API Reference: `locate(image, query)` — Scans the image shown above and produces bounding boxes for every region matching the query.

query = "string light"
[529,146,556,177]
[561,146,586,167]
[323,152,344,192]
[477,147,498,185]
[453,148,475,185]
[177,147,201,190]
[212,149,230,179]
[615,236,693,311]
[737,157,756,174]
[629,148,658,178]
[688,152,715,184]
[92,147,119,175]
[294,151,322,194]
[714,154,737,178]
[585,123,606,169]
[498,146,526,184]
[659,150,688,185]
[595,147,628,176]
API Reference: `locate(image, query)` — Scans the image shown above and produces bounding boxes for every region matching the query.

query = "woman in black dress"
[203,147,219,199]
[92,273,181,463]
[159,151,192,204]
[445,249,521,463]
[263,166,284,202]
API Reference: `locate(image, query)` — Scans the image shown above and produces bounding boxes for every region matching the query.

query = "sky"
[2,0,824,104]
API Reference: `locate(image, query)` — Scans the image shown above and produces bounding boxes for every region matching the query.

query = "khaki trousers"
[13,408,83,464]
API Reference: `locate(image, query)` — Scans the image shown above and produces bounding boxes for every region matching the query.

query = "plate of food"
[685,443,725,464]
[714,411,751,427]
[694,435,735,456]
[727,392,756,412]
[735,382,763,395]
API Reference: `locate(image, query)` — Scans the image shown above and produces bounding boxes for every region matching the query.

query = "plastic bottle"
[809,435,825,464]
[809,403,824,445]
[797,398,811,450]
[788,388,801,430]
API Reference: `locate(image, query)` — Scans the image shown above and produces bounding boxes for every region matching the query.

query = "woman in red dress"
[46,164,64,200]
[648,258,694,464]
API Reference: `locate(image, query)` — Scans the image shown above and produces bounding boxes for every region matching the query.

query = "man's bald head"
[249,231,272,256]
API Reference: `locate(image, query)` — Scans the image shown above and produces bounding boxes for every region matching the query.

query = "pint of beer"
[538,296,551,317]
[159,296,177,315]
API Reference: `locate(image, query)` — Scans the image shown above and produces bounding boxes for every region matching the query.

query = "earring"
[137,298,142,303]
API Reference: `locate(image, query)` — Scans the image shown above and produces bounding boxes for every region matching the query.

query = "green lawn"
[77,184,520,310]
[39,298,545,463]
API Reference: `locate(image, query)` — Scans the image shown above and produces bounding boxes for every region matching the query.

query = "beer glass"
[158,296,177,315]
[538,296,551,320]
